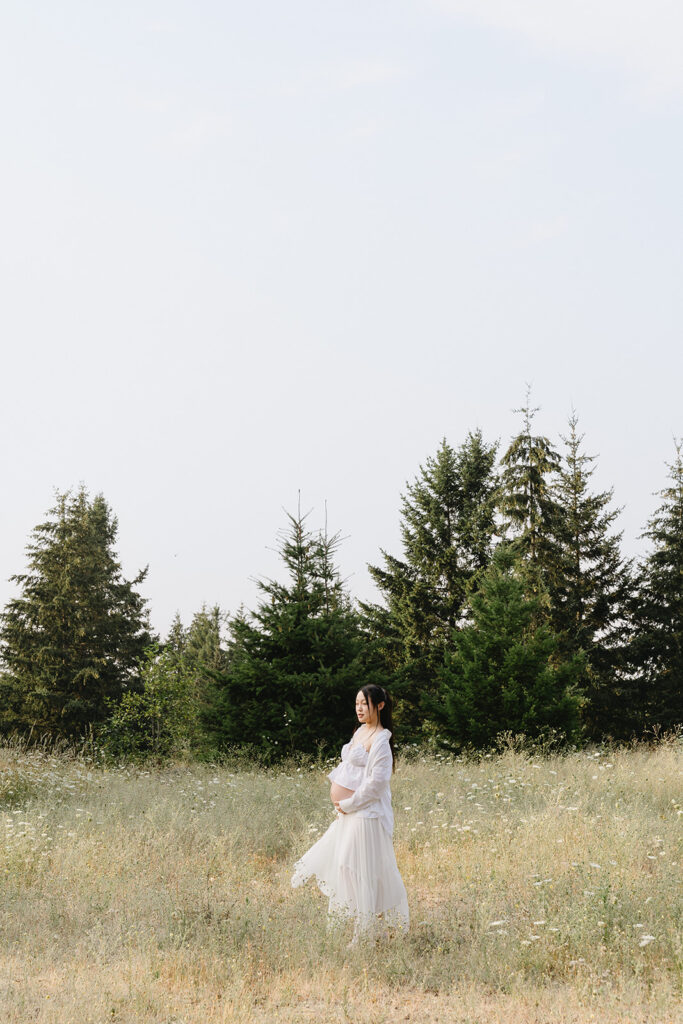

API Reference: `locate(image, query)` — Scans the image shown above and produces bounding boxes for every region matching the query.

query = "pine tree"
[499,392,561,580]
[0,487,153,739]
[364,432,498,714]
[552,414,633,738]
[202,507,381,760]
[629,444,683,734]
[432,547,583,750]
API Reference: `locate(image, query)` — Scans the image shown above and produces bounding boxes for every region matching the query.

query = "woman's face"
[355,690,373,725]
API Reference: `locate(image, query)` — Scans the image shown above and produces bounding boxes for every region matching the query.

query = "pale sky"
[1,1,681,635]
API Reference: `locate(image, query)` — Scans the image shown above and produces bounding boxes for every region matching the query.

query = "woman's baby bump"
[329,781,355,804]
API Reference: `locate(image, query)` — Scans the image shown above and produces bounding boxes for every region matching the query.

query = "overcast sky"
[1,1,681,634]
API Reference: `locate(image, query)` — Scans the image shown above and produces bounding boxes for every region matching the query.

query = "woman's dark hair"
[358,684,395,771]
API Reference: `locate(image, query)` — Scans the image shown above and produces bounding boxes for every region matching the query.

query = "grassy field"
[0,738,681,1023]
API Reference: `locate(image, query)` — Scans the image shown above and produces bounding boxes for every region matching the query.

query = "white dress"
[291,730,409,938]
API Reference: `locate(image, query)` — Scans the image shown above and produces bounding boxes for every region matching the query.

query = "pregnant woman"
[291,685,409,942]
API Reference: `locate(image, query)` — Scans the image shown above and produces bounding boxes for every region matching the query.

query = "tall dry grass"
[0,738,680,1023]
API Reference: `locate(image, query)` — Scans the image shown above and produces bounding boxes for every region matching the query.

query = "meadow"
[0,738,680,1024]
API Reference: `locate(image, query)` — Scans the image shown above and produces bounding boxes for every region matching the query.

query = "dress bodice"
[342,741,370,766]
[327,740,369,789]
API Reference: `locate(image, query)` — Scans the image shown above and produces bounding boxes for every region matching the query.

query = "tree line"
[1,399,681,759]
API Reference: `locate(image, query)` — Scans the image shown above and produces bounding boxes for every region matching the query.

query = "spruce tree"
[629,444,683,734]
[552,414,633,738]
[164,612,187,672]
[432,547,583,750]
[0,488,153,739]
[174,604,227,678]
[159,604,228,751]
[499,392,561,580]
[364,432,498,714]
[202,507,381,760]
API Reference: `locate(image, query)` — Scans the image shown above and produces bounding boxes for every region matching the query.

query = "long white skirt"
[291,813,409,938]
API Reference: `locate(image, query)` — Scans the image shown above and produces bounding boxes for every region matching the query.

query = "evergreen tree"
[629,444,683,734]
[100,644,196,760]
[0,488,153,739]
[432,547,583,750]
[364,432,498,714]
[552,414,633,737]
[102,605,229,760]
[180,604,228,752]
[164,612,187,672]
[499,392,561,580]
[203,508,382,760]
[184,604,227,675]
[165,605,227,680]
